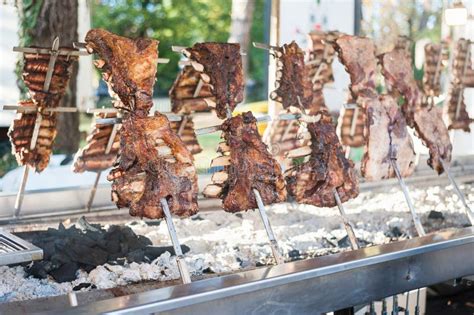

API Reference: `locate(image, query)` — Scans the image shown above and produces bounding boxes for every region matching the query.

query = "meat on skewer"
[203,112,287,212]
[169,65,214,114]
[183,43,244,119]
[108,113,199,218]
[169,114,202,155]
[269,41,313,110]
[8,100,57,172]
[381,48,452,174]
[360,95,417,180]
[337,93,367,148]
[285,110,359,207]
[422,43,448,97]
[9,48,77,172]
[85,29,158,117]
[72,112,120,173]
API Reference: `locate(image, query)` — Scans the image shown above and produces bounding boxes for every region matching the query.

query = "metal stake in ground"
[390,155,426,237]
[440,158,474,225]
[333,188,359,250]
[160,198,192,284]
[253,189,285,264]
[85,122,120,212]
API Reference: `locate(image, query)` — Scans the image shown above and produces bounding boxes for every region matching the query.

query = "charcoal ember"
[73,283,96,291]
[428,210,445,220]
[144,245,190,261]
[288,249,300,258]
[26,261,53,279]
[50,262,80,283]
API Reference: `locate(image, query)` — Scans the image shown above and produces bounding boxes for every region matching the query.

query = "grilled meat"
[170,114,202,155]
[423,43,448,97]
[270,41,312,109]
[337,105,367,148]
[8,100,57,172]
[333,35,378,99]
[85,29,158,117]
[73,112,120,173]
[184,43,244,119]
[108,112,199,219]
[203,112,287,212]
[444,38,473,131]
[285,110,359,207]
[360,95,417,180]
[169,65,214,114]
[381,48,452,174]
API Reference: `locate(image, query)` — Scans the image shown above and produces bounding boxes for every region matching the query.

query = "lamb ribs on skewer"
[183,43,244,119]
[8,49,77,172]
[108,113,198,218]
[423,43,448,97]
[337,93,367,148]
[86,29,199,219]
[169,114,202,155]
[73,112,120,173]
[381,48,452,174]
[444,38,473,132]
[285,110,359,207]
[203,112,286,212]
[85,29,158,116]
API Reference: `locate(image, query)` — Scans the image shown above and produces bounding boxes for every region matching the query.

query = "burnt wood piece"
[73,112,120,173]
[270,41,312,110]
[85,29,158,117]
[203,112,286,212]
[108,112,199,219]
[285,110,359,207]
[360,95,417,180]
[185,43,244,119]
[8,100,57,172]
[169,65,214,114]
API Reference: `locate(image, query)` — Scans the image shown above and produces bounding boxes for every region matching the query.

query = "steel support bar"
[54,227,474,315]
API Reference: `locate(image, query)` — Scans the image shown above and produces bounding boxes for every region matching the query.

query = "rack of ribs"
[269,41,313,109]
[360,95,417,180]
[422,43,448,97]
[203,112,286,212]
[169,114,202,155]
[108,112,198,219]
[182,43,244,119]
[72,112,120,173]
[8,100,57,172]
[169,65,214,114]
[443,38,473,132]
[8,49,77,172]
[285,110,359,207]
[85,29,158,117]
[381,48,452,174]
[337,105,367,148]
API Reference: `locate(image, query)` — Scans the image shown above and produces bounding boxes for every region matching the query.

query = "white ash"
[0,183,472,303]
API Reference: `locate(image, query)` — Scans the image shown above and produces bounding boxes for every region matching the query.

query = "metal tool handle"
[160,198,192,284]
[253,189,285,265]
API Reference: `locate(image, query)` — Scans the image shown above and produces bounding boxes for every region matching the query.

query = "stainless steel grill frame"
[0,228,43,265]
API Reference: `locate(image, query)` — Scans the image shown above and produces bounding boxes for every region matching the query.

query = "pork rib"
[73,112,120,173]
[270,41,312,110]
[108,112,198,219]
[203,112,286,212]
[360,95,417,180]
[381,48,452,174]
[169,65,214,114]
[285,110,359,207]
[184,43,244,119]
[85,29,158,117]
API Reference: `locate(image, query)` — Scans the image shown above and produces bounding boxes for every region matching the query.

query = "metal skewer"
[160,198,192,284]
[2,105,78,113]
[73,42,169,63]
[85,122,120,212]
[95,113,182,125]
[440,158,474,224]
[405,290,410,315]
[253,189,285,265]
[333,189,359,250]
[392,295,399,315]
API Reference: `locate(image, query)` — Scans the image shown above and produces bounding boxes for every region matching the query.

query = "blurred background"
[0,0,473,192]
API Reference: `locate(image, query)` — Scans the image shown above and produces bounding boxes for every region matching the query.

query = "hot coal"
[428,210,445,220]
[24,219,189,283]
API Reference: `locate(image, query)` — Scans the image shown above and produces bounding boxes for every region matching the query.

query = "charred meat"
[85,29,158,117]
[203,112,287,212]
[184,43,244,119]
[108,113,199,219]
[285,110,359,207]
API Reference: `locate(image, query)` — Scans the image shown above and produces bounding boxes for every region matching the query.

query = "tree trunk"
[228,0,255,94]
[29,0,79,155]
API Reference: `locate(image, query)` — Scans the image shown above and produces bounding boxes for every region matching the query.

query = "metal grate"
[0,229,43,266]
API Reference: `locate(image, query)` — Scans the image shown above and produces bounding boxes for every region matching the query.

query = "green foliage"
[91,0,233,96]
[247,0,266,101]
[0,141,18,178]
